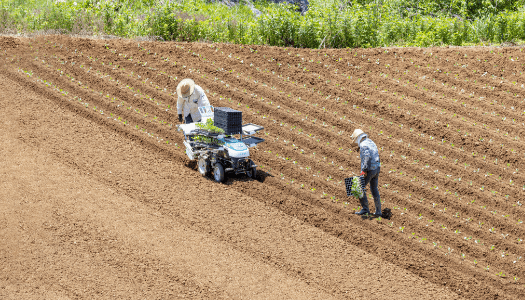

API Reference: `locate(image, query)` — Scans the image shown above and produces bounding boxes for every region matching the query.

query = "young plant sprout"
[195,118,224,134]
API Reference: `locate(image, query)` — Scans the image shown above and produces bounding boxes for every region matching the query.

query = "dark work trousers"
[361,167,381,214]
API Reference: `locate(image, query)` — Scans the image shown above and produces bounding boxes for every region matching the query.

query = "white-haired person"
[176,78,211,124]
[351,129,382,217]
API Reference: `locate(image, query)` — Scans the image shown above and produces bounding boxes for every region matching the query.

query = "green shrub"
[1,0,525,47]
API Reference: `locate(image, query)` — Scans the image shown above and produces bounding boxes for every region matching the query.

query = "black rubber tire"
[213,163,225,183]
[247,166,257,179]
[246,161,257,179]
[198,156,210,176]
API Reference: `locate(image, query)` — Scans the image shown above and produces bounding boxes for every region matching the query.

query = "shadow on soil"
[185,161,273,184]
[359,208,393,220]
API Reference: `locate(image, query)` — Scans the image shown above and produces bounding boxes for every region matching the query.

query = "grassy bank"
[2,0,525,48]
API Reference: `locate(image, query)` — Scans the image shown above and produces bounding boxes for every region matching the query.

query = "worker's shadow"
[358,208,392,220]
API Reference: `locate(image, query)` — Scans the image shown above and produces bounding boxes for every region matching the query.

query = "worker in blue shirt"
[351,129,382,216]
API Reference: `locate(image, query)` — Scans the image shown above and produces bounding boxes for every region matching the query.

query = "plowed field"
[1,35,524,299]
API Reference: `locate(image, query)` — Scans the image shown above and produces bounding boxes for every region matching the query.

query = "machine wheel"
[213,163,225,183]
[246,160,257,179]
[198,156,210,176]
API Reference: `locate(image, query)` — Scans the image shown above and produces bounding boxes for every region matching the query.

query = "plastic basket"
[213,124,242,135]
[344,176,366,198]
[214,107,243,130]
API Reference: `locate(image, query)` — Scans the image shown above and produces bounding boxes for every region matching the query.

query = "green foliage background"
[1,0,525,47]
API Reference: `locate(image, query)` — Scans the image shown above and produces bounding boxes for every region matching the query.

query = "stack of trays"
[214,107,242,135]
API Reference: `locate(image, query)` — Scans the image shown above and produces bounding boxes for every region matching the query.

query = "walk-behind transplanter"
[177,106,265,182]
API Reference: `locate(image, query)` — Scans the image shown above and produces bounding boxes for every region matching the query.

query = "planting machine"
[177,106,265,182]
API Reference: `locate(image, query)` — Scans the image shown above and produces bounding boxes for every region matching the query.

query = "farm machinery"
[177,106,265,182]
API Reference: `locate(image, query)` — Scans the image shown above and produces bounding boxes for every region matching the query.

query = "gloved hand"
[178,114,183,123]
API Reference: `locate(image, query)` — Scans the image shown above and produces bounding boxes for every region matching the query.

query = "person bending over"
[176,78,210,124]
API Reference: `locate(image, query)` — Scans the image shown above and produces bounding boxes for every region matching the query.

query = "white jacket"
[176,85,210,122]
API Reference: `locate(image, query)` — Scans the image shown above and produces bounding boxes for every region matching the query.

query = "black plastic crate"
[218,125,242,135]
[213,122,242,135]
[214,107,243,134]
[214,107,242,123]
[344,176,366,198]
[215,123,242,129]
[214,120,242,127]
[214,107,242,117]
[214,121,242,128]
[215,113,242,121]
[215,118,242,127]
[222,128,242,135]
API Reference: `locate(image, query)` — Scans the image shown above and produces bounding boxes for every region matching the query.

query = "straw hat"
[177,78,195,98]
[350,129,367,144]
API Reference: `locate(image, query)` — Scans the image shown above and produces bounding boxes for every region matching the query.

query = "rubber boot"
[355,197,370,215]
[373,197,382,217]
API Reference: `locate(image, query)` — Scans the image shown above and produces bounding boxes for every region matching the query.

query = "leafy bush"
[1,0,525,47]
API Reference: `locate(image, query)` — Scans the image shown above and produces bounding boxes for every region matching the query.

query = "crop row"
[7,38,525,296]
[27,40,524,216]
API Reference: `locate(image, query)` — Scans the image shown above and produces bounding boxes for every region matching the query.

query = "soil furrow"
[5,36,525,299]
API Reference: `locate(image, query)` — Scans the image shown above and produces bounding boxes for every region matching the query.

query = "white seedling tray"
[242,123,264,135]
[198,105,214,123]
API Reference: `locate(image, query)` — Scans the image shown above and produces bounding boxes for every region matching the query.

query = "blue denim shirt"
[359,138,380,172]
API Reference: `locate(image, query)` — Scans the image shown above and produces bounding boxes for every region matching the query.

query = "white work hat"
[177,78,195,98]
[351,129,367,144]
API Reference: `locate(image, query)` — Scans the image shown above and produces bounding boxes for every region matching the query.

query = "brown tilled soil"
[1,35,525,299]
